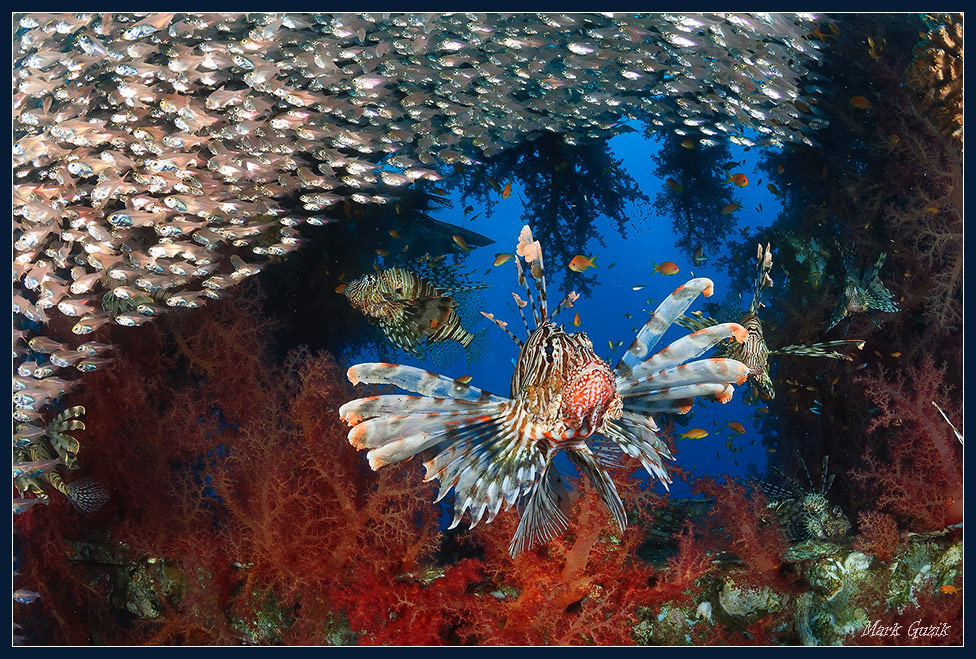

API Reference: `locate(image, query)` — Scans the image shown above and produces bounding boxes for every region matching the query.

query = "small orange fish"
[721,202,742,214]
[890,352,902,357]
[652,261,680,276]
[501,181,512,198]
[568,254,598,272]
[940,585,960,595]
[334,283,347,294]
[493,253,514,267]
[849,95,872,110]
[680,139,695,149]
[375,249,390,257]
[452,234,470,252]
[724,421,746,434]
[757,407,769,414]
[888,133,900,145]
[666,177,683,192]
[572,312,581,327]
[767,183,779,194]
[389,229,401,239]
[776,164,785,175]
[726,172,749,187]
[679,428,709,440]
[455,375,473,385]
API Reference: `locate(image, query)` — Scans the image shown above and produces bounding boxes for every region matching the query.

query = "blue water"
[349,126,782,499]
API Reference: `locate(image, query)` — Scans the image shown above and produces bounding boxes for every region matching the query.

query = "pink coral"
[849,354,962,530]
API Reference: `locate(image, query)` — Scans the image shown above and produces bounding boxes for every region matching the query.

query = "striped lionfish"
[678,243,863,399]
[747,453,850,542]
[339,225,751,555]
[342,263,487,362]
[13,405,109,513]
[826,243,899,334]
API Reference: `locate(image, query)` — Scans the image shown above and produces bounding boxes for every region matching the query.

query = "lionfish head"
[512,324,620,438]
[343,273,377,309]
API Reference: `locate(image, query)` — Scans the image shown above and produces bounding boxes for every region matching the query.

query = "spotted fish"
[340,226,750,555]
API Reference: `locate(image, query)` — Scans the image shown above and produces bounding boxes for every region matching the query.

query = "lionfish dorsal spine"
[748,242,773,315]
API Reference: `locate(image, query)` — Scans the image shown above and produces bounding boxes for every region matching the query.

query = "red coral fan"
[852,510,901,562]
[692,477,792,591]
[849,354,962,530]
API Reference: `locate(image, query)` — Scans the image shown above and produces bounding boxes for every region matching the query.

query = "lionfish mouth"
[560,361,619,437]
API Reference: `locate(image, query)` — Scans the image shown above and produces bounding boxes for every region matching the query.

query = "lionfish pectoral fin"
[510,455,573,556]
[771,340,863,360]
[402,295,455,332]
[567,449,627,534]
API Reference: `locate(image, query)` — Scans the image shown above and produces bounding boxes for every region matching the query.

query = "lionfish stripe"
[620,323,748,383]
[771,340,863,359]
[616,278,715,376]
[347,363,506,402]
[621,381,734,402]
[339,395,491,424]
[510,457,572,556]
[480,311,523,347]
[351,409,502,451]
[567,450,627,533]
[619,358,751,396]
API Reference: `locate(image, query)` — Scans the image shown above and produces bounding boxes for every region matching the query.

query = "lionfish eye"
[544,344,555,357]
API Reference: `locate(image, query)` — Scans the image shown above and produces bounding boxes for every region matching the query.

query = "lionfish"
[746,453,850,542]
[342,263,487,361]
[339,226,751,555]
[13,405,109,513]
[826,243,899,334]
[678,243,863,399]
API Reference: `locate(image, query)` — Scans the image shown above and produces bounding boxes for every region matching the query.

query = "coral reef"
[906,15,964,150]
[849,355,962,531]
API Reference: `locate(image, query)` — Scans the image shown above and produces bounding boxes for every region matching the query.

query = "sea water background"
[346,126,781,499]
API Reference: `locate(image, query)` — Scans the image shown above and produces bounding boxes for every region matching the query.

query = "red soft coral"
[849,354,962,530]
[852,510,901,562]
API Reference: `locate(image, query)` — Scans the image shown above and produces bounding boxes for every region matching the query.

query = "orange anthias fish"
[501,181,512,198]
[721,202,742,214]
[726,172,749,187]
[452,234,470,252]
[666,177,684,192]
[724,421,746,434]
[652,260,680,276]
[940,585,960,595]
[493,253,514,267]
[849,95,872,110]
[679,428,709,440]
[680,139,695,149]
[568,254,598,272]
[572,311,581,326]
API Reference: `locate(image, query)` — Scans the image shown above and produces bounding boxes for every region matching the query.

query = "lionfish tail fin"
[65,477,110,513]
[510,457,573,556]
[462,326,492,365]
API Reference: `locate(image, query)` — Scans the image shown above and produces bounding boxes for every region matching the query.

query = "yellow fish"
[568,254,598,272]
[493,253,514,267]
[940,585,960,595]
[680,139,695,149]
[572,312,581,327]
[679,428,709,440]
[455,375,473,385]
